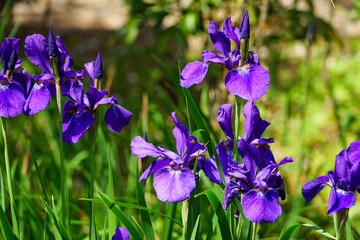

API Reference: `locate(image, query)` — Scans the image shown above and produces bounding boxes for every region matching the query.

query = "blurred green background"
[1,0,360,239]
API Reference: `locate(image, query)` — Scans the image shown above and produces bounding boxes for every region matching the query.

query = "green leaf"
[0,206,17,240]
[163,203,177,240]
[345,217,352,240]
[196,189,232,239]
[135,160,155,240]
[302,224,336,239]
[107,144,116,239]
[190,215,201,240]
[41,198,70,240]
[97,191,143,239]
[279,224,301,240]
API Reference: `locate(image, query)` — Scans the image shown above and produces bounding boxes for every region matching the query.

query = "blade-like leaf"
[302,224,336,239]
[196,189,232,239]
[0,206,17,240]
[279,224,301,240]
[190,215,201,240]
[97,191,143,239]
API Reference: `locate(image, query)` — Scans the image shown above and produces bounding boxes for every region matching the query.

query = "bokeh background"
[1,0,360,239]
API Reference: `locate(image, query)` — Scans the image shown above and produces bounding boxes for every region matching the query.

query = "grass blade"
[302,224,336,239]
[107,143,116,239]
[163,203,177,240]
[189,215,200,240]
[135,160,155,240]
[97,191,143,239]
[41,198,70,240]
[279,224,301,240]
[196,189,232,239]
[0,206,17,240]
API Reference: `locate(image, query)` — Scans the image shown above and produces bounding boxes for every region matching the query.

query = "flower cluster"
[180,10,269,101]
[218,102,293,223]
[131,112,222,202]
[0,31,132,143]
[302,140,360,215]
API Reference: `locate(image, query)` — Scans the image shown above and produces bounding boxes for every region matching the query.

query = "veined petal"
[242,188,281,223]
[243,101,270,143]
[223,17,240,47]
[23,83,51,116]
[0,82,25,118]
[208,21,230,58]
[335,149,351,181]
[0,38,20,72]
[62,109,94,144]
[198,157,222,185]
[153,167,195,202]
[130,136,162,158]
[327,186,355,215]
[25,34,52,73]
[69,80,84,105]
[112,226,129,240]
[180,61,208,88]
[302,176,329,202]
[139,158,171,182]
[105,103,132,133]
[225,65,269,101]
[217,104,234,139]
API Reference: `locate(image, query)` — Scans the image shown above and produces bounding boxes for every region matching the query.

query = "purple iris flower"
[112,226,129,240]
[302,140,360,215]
[130,112,222,203]
[0,38,26,118]
[217,102,293,223]
[180,11,269,101]
[62,54,132,144]
[24,30,85,96]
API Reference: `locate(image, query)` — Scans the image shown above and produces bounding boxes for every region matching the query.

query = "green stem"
[333,211,340,240]
[233,96,242,163]
[163,203,177,240]
[249,222,257,240]
[0,117,19,237]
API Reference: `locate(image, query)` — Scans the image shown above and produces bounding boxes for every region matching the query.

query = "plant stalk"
[233,96,242,163]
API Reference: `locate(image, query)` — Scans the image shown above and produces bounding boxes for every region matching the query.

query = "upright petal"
[180,61,209,88]
[0,82,25,118]
[84,61,95,85]
[208,21,230,58]
[327,186,355,215]
[0,38,20,72]
[201,50,228,65]
[105,102,132,133]
[225,65,269,101]
[243,101,270,143]
[349,161,360,192]
[217,104,234,139]
[335,150,351,182]
[242,188,281,223]
[69,80,84,105]
[302,176,330,202]
[153,167,195,202]
[130,136,162,158]
[25,34,52,73]
[346,140,360,165]
[112,226,129,240]
[223,17,240,47]
[94,52,103,79]
[84,85,108,112]
[171,112,190,157]
[56,36,73,71]
[48,30,59,58]
[239,10,250,40]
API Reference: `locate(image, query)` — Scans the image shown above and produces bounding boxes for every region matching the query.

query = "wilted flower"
[131,112,221,202]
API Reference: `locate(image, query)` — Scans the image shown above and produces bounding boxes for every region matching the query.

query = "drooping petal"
[223,179,241,210]
[243,101,270,143]
[153,167,195,202]
[0,82,25,118]
[327,186,355,215]
[198,157,222,185]
[23,83,51,116]
[208,21,230,58]
[112,226,129,240]
[62,101,94,144]
[12,69,32,98]
[237,139,259,181]
[216,141,233,181]
[223,17,240,47]
[242,188,281,223]
[63,70,86,79]
[257,145,276,169]
[302,176,330,202]
[171,112,190,157]
[104,102,132,133]
[130,136,163,158]
[139,158,171,181]
[180,61,208,88]
[217,104,234,139]
[225,65,269,101]
[84,85,108,112]
[24,34,52,73]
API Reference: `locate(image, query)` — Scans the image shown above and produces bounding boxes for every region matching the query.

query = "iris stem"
[249,221,257,240]
[163,202,177,240]
[233,96,243,163]
[0,117,19,238]
[333,209,348,240]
